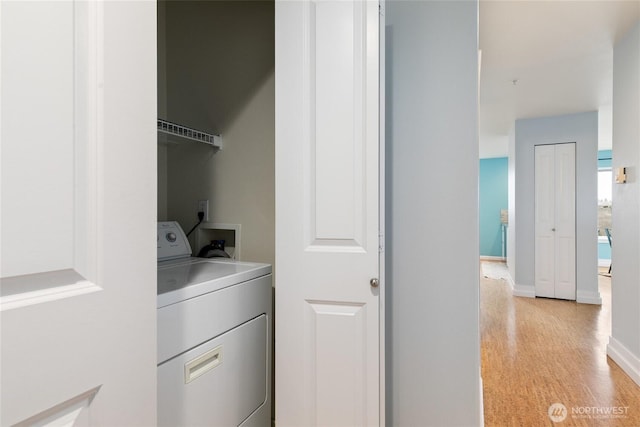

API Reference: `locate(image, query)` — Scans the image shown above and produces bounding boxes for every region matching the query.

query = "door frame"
[378,0,386,423]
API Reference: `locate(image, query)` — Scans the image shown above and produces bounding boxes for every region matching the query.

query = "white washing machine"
[157,221,272,427]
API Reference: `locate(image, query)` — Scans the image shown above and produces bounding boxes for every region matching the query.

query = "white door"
[535,145,556,297]
[534,143,576,300]
[1,1,157,425]
[275,0,382,425]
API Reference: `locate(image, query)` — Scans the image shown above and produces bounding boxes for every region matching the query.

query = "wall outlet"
[198,200,209,222]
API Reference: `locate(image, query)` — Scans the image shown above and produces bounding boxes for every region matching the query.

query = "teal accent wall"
[599,149,612,168]
[599,240,611,260]
[479,157,508,257]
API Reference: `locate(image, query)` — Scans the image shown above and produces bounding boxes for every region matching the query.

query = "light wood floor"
[481,263,640,426]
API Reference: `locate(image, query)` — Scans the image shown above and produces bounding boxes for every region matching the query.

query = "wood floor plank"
[481,263,640,426]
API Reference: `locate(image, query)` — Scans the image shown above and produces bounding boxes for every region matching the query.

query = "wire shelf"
[157,119,222,149]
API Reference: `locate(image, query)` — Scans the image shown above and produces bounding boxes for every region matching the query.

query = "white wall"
[159,1,275,267]
[507,126,516,279]
[512,112,600,303]
[598,104,613,150]
[386,1,482,425]
[608,21,640,386]
[166,73,275,266]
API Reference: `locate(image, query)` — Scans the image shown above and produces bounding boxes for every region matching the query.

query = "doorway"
[157,0,276,422]
[597,150,613,275]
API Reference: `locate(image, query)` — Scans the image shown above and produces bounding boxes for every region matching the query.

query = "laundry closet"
[157,0,275,267]
[156,1,275,425]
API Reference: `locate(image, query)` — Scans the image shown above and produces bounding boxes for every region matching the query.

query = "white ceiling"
[479,0,640,158]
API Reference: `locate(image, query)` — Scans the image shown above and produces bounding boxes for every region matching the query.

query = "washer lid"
[157,259,272,308]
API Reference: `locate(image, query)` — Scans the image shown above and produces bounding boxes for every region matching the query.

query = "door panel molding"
[73,0,103,285]
[1,0,103,311]
[304,300,367,426]
[303,0,368,252]
[13,387,100,427]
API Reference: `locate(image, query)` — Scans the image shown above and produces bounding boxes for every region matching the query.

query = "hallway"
[481,263,640,426]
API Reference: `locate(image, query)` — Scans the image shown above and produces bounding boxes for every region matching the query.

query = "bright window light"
[598,169,612,206]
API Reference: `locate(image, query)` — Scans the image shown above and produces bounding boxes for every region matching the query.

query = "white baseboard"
[513,283,535,298]
[479,372,484,427]
[607,336,640,387]
[598,258,612,268]
[576,289,602,305]
[480,256,506,262]
[510,284,602,303]
[504,270,515,293]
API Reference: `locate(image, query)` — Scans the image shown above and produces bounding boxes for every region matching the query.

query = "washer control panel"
[158,221,192,261]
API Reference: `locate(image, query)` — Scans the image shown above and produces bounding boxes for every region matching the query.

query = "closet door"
[275,0,382,425]
[1,1,157,425]
[535,145,556,298]
[534,143,576,300]
[553,143,576,299]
